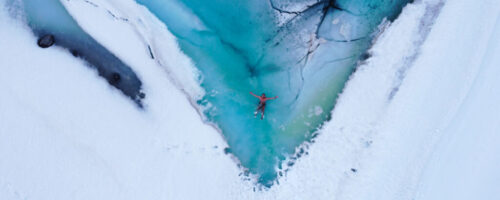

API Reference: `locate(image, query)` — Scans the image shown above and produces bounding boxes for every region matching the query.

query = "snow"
[1,0,499,199]
[333,0,500,198]
[60,0,206,101]
[0,2,244,199]
[415,5,500,199]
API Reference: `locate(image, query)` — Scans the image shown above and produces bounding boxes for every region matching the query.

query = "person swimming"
[250,92,278,120]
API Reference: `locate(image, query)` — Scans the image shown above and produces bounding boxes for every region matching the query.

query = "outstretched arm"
[250,92,259,98]
[265,96,278,100]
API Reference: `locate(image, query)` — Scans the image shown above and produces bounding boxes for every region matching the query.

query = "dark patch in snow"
[108,72,121,85]
[147,45,155,59]
[106,10,129,22]
[70,49,79,57]
[138,92,146,99]
[365,140,373,147]
[223,147,232,154]
[387,1,445,101]
[83,0,98,8]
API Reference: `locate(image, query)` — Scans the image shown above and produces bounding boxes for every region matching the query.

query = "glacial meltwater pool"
[14,0,410,187]
[136,0,410,187]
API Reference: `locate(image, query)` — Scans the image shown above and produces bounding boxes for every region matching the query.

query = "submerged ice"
[11,0,144,104]
[137,0,410,186]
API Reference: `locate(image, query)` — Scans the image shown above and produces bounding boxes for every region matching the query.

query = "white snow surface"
[1,0,499,199]
[0,1,243,199]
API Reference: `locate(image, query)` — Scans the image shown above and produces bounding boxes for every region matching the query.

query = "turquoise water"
[14,0,144,104]
[7,0,409,187]
[137,0,409,186]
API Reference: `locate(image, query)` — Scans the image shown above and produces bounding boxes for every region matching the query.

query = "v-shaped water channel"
[137,0,410,186]
[11,0,410,187]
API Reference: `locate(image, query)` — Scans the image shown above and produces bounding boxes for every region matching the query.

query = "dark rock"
[37,34,55,48]
[351,168,357,173]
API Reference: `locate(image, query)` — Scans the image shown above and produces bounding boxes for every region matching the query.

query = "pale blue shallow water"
[137,0,410,186]
[13,0,144,104]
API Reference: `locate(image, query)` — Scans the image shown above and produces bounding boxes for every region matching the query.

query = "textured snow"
[1,0,499,199]
[0,2,243,199]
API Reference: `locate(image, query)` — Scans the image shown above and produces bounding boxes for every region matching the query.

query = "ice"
[12,0,144,104]
[136,0,410,186]
[1,0,500,198]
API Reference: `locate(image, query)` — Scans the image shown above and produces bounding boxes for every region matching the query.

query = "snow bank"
[0,2,245,199]
[414,1,500,199]
[61,0,206,102]
[324,0,500,199]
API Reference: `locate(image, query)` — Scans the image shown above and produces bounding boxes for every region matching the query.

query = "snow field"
[1,0,499,199]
